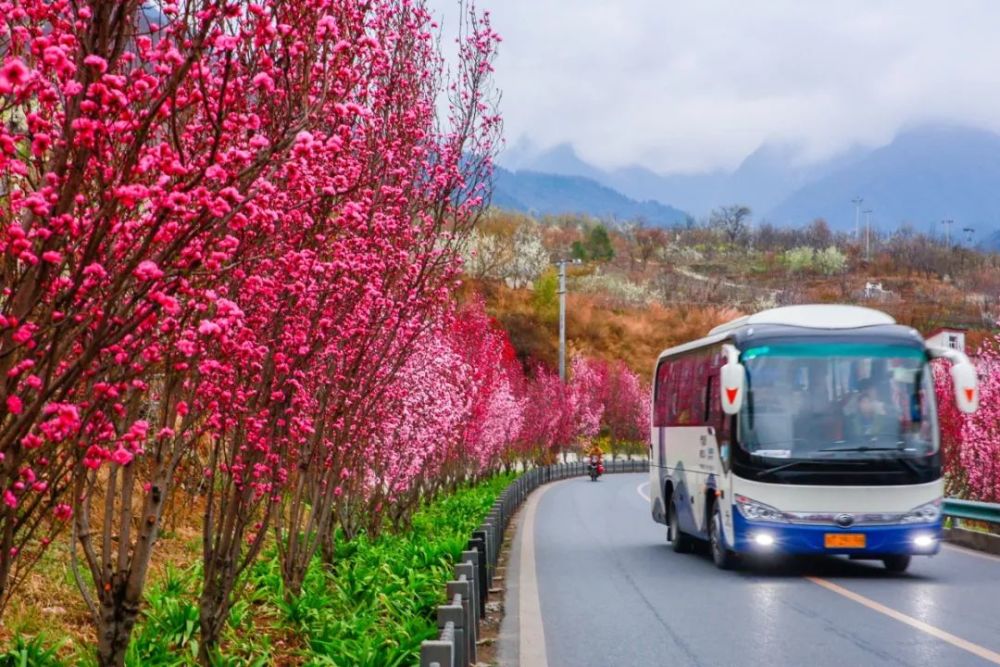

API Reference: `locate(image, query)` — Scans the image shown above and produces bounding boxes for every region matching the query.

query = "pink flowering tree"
[1,0,500,664]
[267,0,501,601]
[601,360,649,459]
[934,361,970,497]
[449,299,526,475]
[566,356,649,459]
[937,339,1000,502]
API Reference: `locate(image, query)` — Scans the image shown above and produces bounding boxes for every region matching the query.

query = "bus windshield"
[738,343,938,461]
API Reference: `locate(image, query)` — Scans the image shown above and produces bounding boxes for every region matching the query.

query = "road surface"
[499,473,1000,666]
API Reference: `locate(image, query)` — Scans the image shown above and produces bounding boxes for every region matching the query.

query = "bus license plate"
[825,533,865,549]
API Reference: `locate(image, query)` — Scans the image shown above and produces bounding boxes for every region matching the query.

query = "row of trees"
[0,1,530,664]
[0,4,656,663]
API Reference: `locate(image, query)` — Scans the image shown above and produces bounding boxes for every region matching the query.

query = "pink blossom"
[110,447,134,466]
[134,260,164,281]
[198,320,221,336]
[6,396,23,415]
[251,72,274,92]
[0,58,29,93]
[82,55,108,73]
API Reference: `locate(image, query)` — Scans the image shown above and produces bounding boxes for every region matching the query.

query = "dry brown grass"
[470,281,741,376]
[0,491,206,659]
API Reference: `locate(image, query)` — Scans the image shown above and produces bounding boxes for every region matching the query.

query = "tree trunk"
[198,585,229,666]
[320,512,337,570]
[96,596,140,667]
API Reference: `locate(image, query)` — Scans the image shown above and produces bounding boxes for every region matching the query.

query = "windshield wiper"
[756,459,864,478]
[817,445,902,453]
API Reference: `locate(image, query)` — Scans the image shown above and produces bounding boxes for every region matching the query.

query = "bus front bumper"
[731,512,942,556]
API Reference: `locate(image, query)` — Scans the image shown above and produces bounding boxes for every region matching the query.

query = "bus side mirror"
[928,346,978,414]
[951,361,978,414]
[720,361,745,415]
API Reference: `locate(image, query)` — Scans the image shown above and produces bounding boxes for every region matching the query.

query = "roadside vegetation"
[0,474,516,666]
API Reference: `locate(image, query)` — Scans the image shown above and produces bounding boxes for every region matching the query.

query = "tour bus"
[648,305,978,572]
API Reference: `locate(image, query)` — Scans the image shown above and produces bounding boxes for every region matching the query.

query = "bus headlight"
[913,534,936,548]
[753,533,776,547]
[900,500,941,524]
[735,495,788,523]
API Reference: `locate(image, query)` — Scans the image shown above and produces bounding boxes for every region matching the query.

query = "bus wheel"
[882,555,911,573]
[668,499,693,553]
[710,506,737,570]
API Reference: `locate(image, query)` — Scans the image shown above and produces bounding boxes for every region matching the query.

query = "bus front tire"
[668,500,693,553]
[882,555,911,573]
[710,506,738,570]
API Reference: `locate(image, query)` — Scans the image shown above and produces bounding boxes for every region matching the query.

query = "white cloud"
[427,0,1000,173]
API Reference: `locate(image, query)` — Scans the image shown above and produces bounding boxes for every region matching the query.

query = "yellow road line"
[806,576,1000,664]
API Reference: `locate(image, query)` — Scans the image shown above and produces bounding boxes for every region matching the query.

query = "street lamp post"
[863,209,873,260]
[851,197,863,241]
[554,258,582,384]
[941,219,954,246]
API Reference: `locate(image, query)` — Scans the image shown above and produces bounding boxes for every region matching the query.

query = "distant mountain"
[499,140,863,219]
[769,125,1000,235]
[497,126,1000,237]
[491,167,690,227]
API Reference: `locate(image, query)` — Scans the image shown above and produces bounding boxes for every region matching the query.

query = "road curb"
[944,526,1000,556]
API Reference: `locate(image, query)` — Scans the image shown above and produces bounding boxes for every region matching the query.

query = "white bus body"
[648,305,978,571]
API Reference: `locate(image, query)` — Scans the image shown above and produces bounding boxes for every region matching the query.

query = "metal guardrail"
[943,498,1000,524]
[419,458,650,667]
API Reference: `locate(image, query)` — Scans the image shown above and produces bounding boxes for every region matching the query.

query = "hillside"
[469,210,1000,376]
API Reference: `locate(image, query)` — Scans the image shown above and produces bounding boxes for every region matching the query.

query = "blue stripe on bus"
[730,512,942,556]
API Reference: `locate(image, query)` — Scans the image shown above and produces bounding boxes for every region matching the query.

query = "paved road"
[499,473,1000,667]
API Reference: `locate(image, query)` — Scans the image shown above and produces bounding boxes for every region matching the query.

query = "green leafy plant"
[0,635,67,667]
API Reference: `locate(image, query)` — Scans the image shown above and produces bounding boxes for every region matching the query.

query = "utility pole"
[863,209,873,260]
[554,258,582,384]
[851,197,863,241]
[941,219,954,246]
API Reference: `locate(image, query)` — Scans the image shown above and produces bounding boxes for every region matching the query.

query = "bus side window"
[657,359,680,426]
[654,361,670,426]
[695,352,710,425]
[675,358,694,425]
[704,374,713,423]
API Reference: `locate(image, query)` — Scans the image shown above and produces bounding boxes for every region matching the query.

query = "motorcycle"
[588,455,604,481]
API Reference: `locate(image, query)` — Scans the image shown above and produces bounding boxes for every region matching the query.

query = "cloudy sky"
[427,0,1000,174]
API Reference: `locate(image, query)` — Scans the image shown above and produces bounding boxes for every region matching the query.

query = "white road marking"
[807,576,1000,664]
[637,481,651,502]
[519,481,557,667]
